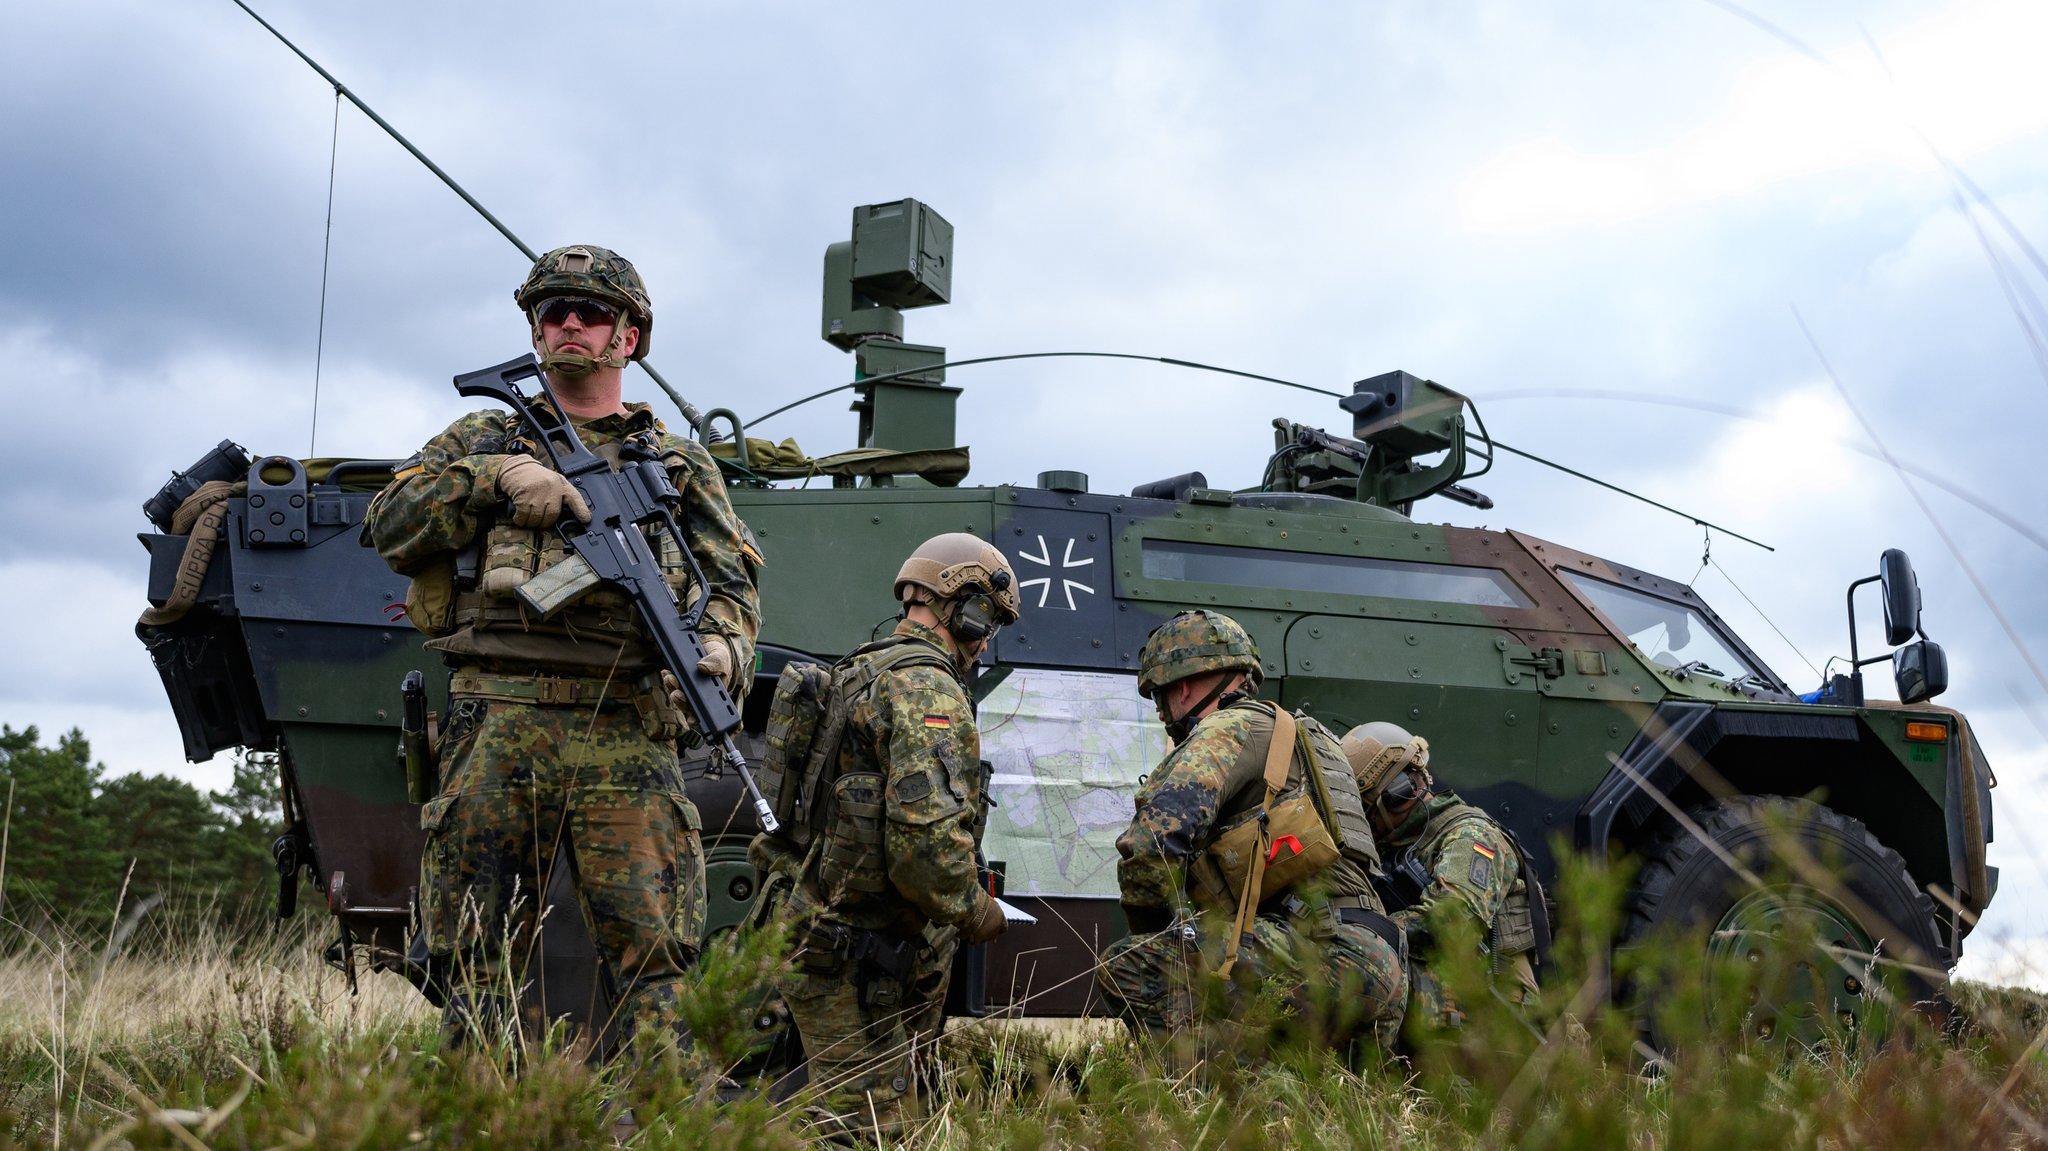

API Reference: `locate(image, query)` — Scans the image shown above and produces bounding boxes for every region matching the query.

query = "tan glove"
[961,889,1009,945]
[660,669,687,715]
[696,635,737,689]
[496,456,590,529]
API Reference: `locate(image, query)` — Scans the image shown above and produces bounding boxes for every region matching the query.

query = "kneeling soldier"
[1098,610,1407,1059]
[1343,722,1545,1030]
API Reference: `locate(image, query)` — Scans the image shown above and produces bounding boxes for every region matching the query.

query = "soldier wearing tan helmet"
[362,245,762,1062]
[759,532,1019,1142]
[1344,721,1545,1030]
[1097,610,1407,1066]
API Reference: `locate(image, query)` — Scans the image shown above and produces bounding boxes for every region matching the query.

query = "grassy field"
[2,856,2045,1149]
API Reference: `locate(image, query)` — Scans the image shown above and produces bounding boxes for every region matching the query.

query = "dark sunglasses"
[536,297,619,327]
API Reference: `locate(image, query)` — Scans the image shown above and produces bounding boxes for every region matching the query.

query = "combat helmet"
[896,533,1021,639]
[1341,720,1433,802]
[515,244,655,361]
[1137,610,1263,700]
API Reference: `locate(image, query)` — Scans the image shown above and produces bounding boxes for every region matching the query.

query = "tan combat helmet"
[895,533,1021,641]
[1136,609,1264,700]
[1341,720,1433,802]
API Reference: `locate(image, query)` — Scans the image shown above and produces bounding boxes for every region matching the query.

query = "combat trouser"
[1097,902,1407,1064]
[777,914,958,1144]
[416,690,707,1056]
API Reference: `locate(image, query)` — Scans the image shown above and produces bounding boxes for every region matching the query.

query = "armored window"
[1140,539,1531,608]
[1562,572,1761,680]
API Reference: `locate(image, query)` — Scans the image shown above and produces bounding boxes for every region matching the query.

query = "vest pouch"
[479,523,542,598]
[817,772,889,907]
[1494,886,1538,955]
[1205,790,1341,906]
[631,671,690,742]
[404,555,458,637]
[1257,791,1342,897]
[761,661,833,830]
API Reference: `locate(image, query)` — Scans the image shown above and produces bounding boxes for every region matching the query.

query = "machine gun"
[453,354,779,832]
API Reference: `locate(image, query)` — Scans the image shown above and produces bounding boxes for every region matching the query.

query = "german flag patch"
[922,714,952,729]
[1469,842,1496,888]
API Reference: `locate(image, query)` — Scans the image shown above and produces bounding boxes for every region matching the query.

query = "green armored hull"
[137,200,1994,1044]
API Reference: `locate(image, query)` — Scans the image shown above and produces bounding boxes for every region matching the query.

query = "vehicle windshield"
[1563,572,1763,681]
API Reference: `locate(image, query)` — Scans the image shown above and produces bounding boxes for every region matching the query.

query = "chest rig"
[446,415,698,673]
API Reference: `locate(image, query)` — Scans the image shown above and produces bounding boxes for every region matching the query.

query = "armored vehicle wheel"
[1623,796,1946,1049]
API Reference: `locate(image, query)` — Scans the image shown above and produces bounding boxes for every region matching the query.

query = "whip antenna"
[227,0,706,431]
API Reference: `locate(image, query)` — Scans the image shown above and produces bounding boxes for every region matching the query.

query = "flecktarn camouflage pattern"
[514,244,656,359]
[1102,675,1407,1058]
[763,617,998,1142]
[1382,792,1538,1029]
[1135,609,1263,699]
[418,698,706,1052]
[362,391,760,1059]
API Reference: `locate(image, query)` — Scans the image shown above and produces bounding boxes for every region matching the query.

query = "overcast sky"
[3,0,2044,987]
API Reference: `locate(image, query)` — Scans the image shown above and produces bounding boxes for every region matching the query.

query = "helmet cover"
[515,244,655,360]
[1136,610,1263,700]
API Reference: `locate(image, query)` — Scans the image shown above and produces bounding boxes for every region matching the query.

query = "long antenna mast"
[228,0,706,431]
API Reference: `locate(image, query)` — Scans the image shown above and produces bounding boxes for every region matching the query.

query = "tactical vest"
[1406,798,1543,963]
[1186,702,1383,914]
[756,635,959,903]
[425,417,699,673]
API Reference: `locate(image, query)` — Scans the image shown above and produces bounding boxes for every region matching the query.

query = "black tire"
[1623,796,1947,1047]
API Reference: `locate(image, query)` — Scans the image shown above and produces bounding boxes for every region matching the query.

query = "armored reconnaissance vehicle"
[138,199,1995,1047]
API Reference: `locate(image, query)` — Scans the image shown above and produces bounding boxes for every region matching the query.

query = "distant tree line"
[0,724,279,932]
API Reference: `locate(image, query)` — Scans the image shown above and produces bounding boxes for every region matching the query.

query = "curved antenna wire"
[1481,388,2048,555]
[746,350,1344,428]
[751,350,1771,550]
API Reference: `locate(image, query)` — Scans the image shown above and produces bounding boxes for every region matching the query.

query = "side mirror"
[1893,640,1948,704]
[1879,548,1920,646]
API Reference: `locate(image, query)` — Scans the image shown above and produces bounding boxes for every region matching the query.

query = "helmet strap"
[531,305,632,378]
[1161,673,1236,744]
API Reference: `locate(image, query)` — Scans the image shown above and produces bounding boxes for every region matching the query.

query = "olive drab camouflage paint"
[761,617,999,1142]
[361,394,760,1055]
[1382,793,1539,1029]
[1101,695,1407,1054]
[139,200,1994,1066]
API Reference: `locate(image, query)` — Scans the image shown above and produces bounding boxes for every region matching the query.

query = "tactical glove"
[961,889,1009,945]
[696,634,738,689]
[497,456,591,529]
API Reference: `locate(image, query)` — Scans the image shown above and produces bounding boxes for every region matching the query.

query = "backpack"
[757,636,954,851]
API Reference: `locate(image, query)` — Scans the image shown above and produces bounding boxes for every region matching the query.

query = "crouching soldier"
[1342,722,1547,1030]
[1097,610,1407,1062]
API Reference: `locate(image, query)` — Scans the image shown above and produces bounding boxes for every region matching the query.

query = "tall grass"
[0,850,2042,1148]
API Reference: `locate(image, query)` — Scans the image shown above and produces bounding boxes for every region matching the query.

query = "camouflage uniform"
[363,400,760,1052]
[1099,698,1408,1055]
[760,618,999,1141]
[1381,792,1539,1029]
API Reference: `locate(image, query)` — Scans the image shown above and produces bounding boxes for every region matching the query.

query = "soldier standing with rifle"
[363,245,761,1059]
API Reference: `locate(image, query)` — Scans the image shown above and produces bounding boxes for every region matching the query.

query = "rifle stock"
[453,355,779,832]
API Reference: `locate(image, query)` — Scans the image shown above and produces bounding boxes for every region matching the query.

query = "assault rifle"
[453,354,779,832]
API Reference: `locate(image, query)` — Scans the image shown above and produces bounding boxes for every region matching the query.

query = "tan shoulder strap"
[1220,706,1296,977]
